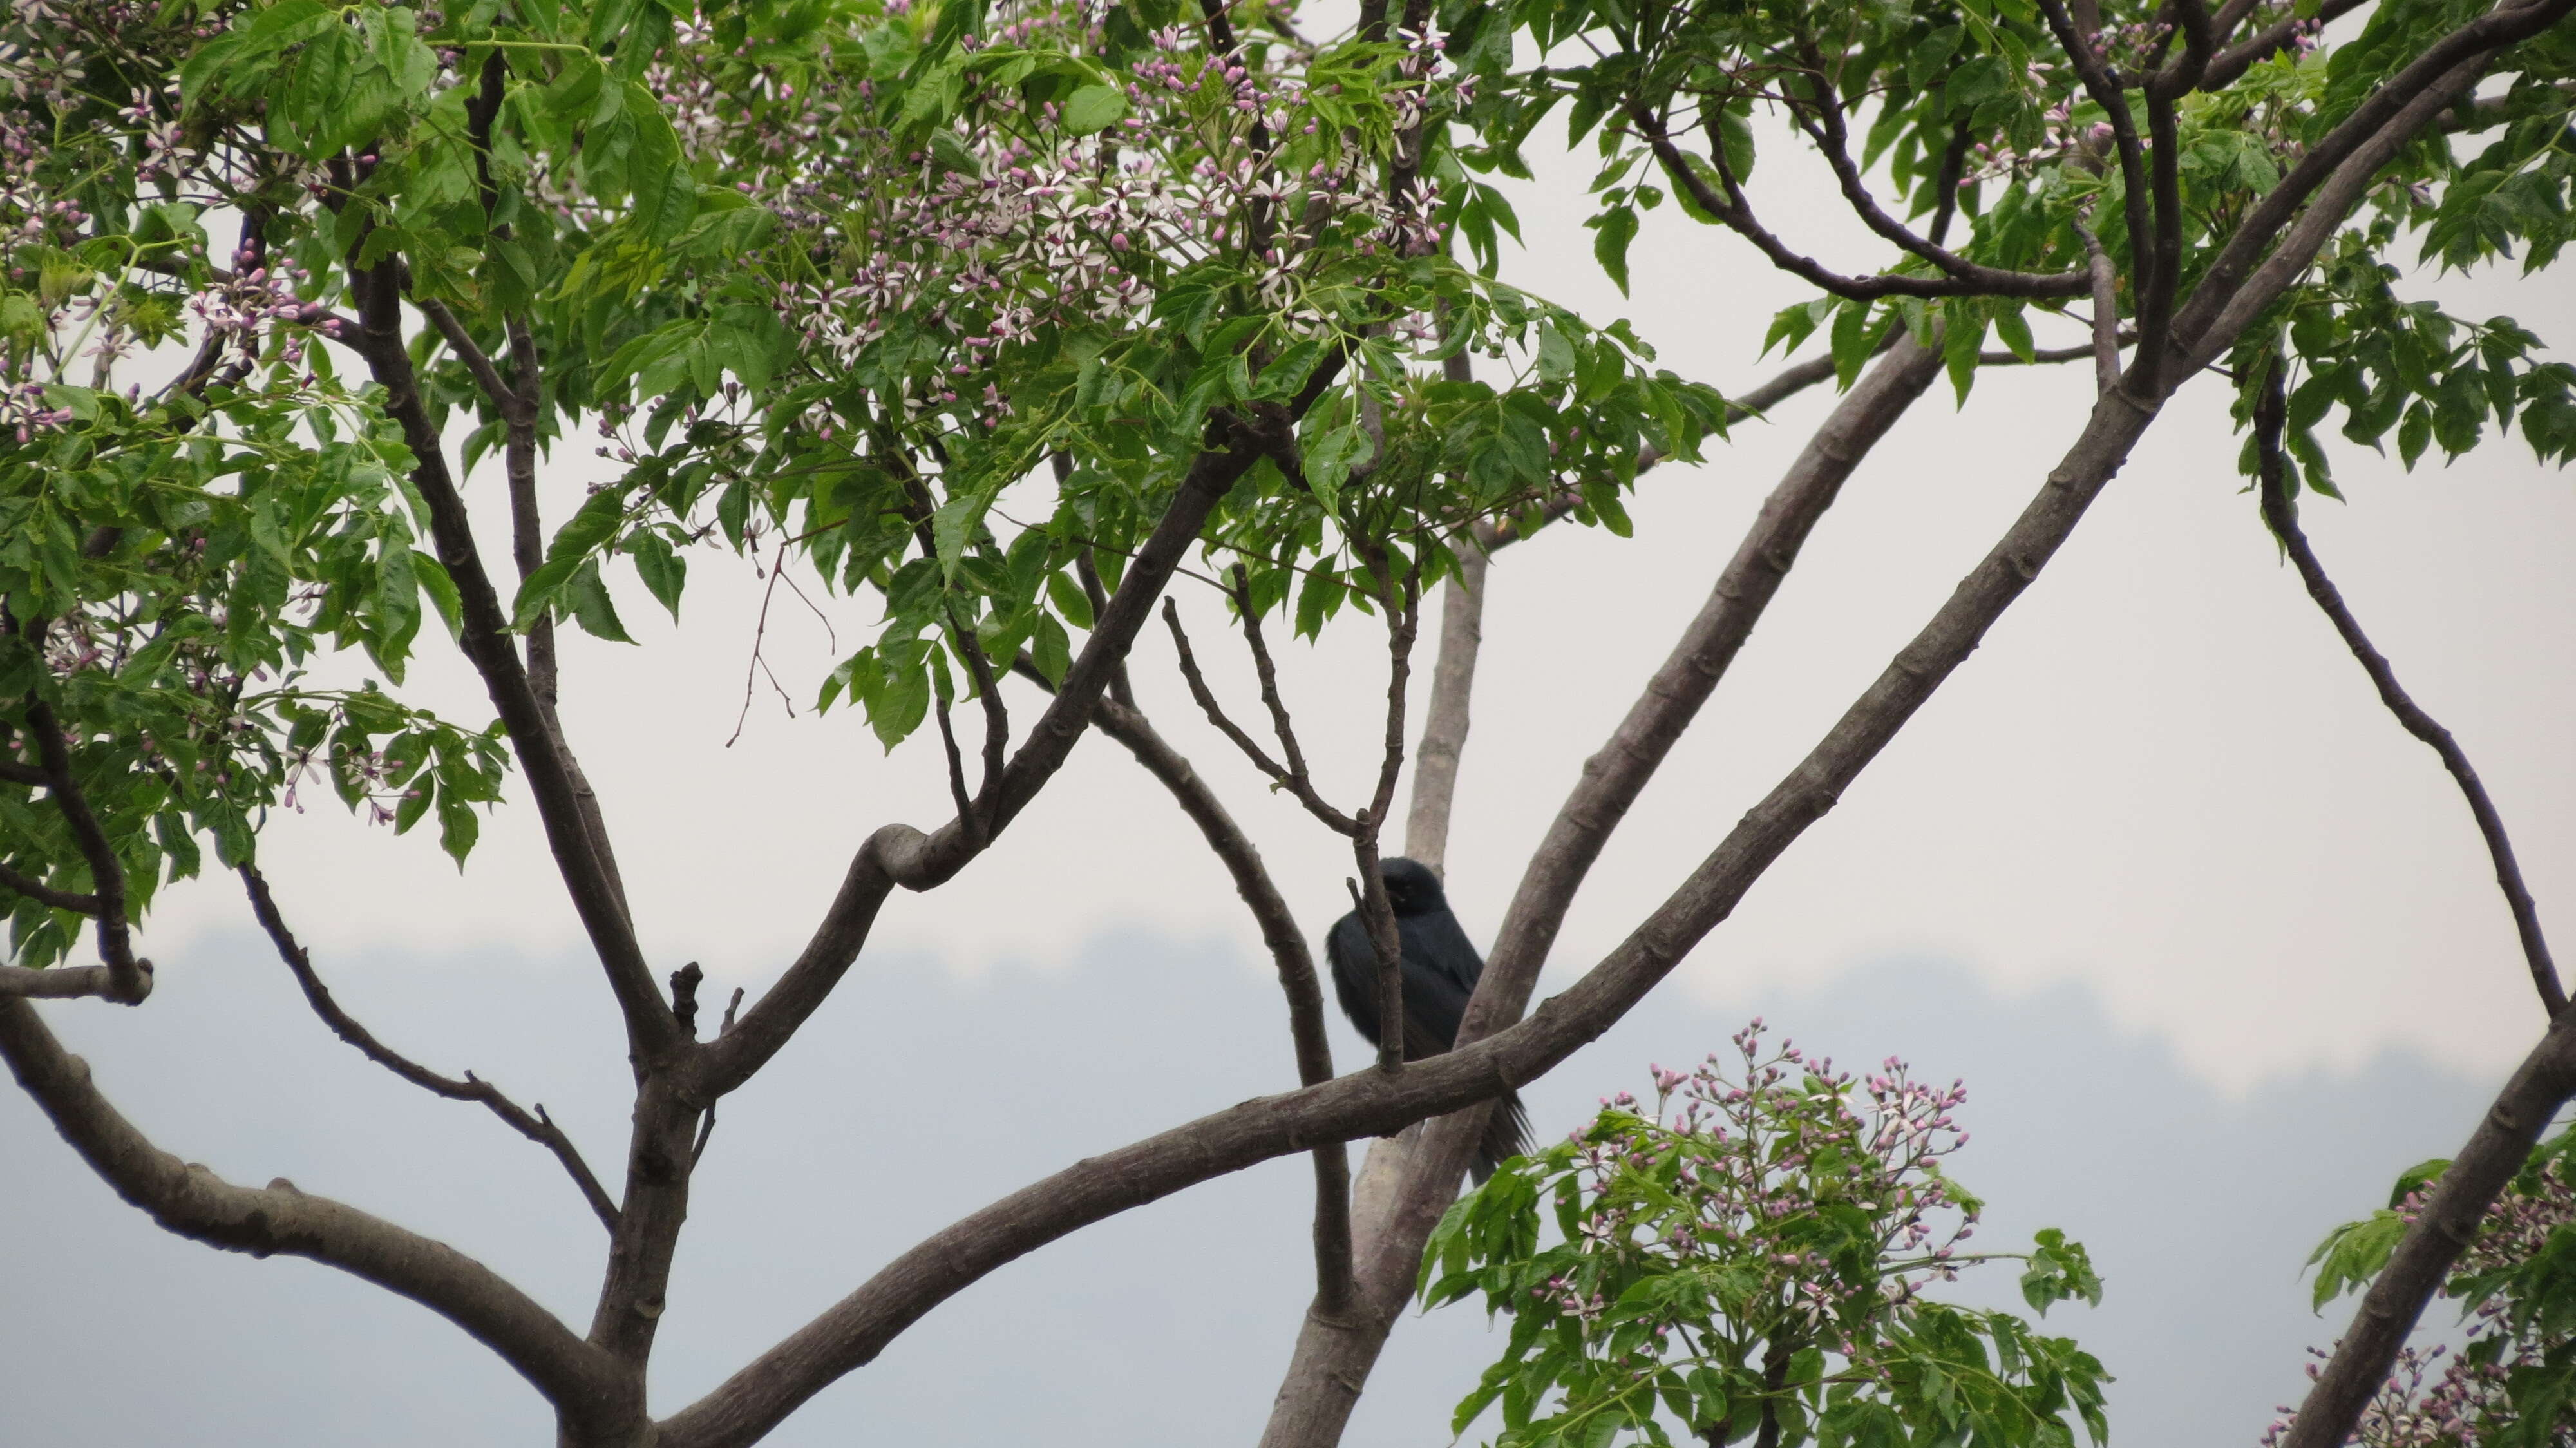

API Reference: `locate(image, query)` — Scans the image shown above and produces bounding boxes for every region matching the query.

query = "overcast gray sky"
[6,55,2573,1448]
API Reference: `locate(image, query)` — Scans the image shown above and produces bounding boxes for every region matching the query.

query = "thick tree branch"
[240,865,625,1230]
[1403,545,1484,875]
[0,964,139,999]
[2281,1015,2576,1448]
[2252,374,2564,1016]
[2136,88,2187,391]
[1255,334,1951,1448]
[2176,0,2576,365]
[0,993,634,1429]
[661,349,2171,1448]
[2137,0,2215,394]
[338,259,672,1058]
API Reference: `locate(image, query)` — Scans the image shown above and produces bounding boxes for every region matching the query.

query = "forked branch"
[1633,106,2090,301]
[701,408,1291,1098]
[240,865,625,1230]
[0,993,631,1427]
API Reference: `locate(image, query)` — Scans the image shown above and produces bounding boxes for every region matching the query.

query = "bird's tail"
[1468,1089,1532,1185]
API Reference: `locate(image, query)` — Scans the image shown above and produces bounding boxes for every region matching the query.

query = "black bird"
[1325,857,1531,1183]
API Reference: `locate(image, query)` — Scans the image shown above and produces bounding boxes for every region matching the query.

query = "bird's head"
[1377,857,1447,917]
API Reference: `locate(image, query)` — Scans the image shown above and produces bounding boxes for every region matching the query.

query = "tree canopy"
[5,0,2576,1442]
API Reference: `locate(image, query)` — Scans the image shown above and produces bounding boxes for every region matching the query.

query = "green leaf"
[2308,1210,2409,1310]
[516,485,632,627]
[1994,308,2036,364]
[437,792,480,865]
[1062,83,1127,135]
[565,557,636,643]
[1590,205,1640,296]
[1716,111,1756,183]
[630,535,687,622]
[412,551,464,640]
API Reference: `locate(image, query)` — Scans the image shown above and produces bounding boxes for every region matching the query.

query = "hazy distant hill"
[0,930,2499,1447]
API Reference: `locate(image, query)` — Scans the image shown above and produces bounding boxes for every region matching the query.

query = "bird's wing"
[1323,910,1381,1040]
[1396,915,1477,1051]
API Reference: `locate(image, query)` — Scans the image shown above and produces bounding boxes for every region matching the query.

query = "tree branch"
[2038,0,2156,332]
[1634,109,2090,300]
[0,860,103,915]
[1402,544,1485,875]
[661,358,2163,1445]
[1349,552,1423,1076]
[0,992,634,1429]
[2137,0,2215,394]
[0,964,138,999]
[418,296,522,419]
[699,417,1282,1098]
[1788,52,2088,296]
[1011,652,1355,1316]
[2202,0,2371,91]
[1163,596,1358,833]
[2175,0,2576,366]
[2280,1015,2576,1448]
[338,257,672,1058]
[25,700,147,1004]
[2252,370,2563,1016]
[240,865,625,1230]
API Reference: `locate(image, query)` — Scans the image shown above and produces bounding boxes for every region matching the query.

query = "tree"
[1,0,2570,1443]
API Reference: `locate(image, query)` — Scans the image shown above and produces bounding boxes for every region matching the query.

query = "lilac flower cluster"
[187,248,337,369]
[1,0,345,428]
[1552,1021,1980,1358]
[629,0,1451,441]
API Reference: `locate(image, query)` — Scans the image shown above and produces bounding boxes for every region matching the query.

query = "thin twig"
[933,694,979,838]
[2253,365,2564,1016]
[1228,565,1331,799]
[1632,104,2088,301]
[418,297,522,417]
[0,861,104,915]
[1162,599,1358,832]
[2076,220,2123,395]
[239,865,624,1230]
[728,539,795,748]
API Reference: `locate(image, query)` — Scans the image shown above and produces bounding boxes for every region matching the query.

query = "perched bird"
[1325,857,1531,1183]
